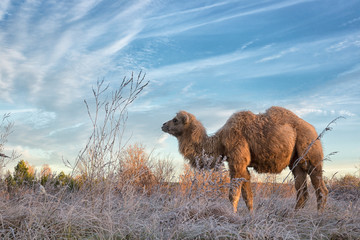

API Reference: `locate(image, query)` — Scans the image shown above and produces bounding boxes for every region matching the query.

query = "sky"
[0,0,359,178]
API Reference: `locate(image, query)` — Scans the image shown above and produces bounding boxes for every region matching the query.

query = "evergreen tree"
[40,164,52,186]
[5,170,15,192]
[13,160,35,185]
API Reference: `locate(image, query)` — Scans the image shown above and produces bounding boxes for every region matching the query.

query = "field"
[0,161,359,239]
[1,75,359,239]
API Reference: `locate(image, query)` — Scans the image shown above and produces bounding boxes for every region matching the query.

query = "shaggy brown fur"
[162,106,328,212]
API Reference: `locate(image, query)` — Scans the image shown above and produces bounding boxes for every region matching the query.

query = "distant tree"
[40,164,52,186]
[13,160,35,185]
[27,162,35,176]
[0,113,17,177]
[56,171,66,184]
[4,170,15,192]
[55,171,78,191]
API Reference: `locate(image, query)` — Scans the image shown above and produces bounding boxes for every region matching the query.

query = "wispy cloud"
[181,83,194,95]
[342,16,360,26]
[128,100,160,112]
[49,123,85,137]
[0,48,26,102]
[148,1,231,20]
[290,108,356,118]
[0,0,150,106]
[189,0,313,29]
[148,27,360,82]
[150,48,260,80]
[326,35,360,52]
[157,134,169,144]
[66,0,102,23]
[142,0,313,37]
[281,63,360,121]
[149,36,338,82]
[99,26,142,56]
[0,0,10,21]
[1,108,57,129]
[256,47,298,63]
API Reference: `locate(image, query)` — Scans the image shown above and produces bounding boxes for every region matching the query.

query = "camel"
[161,106,328,212]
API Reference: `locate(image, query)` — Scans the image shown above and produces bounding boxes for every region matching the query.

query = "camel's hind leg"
[292,165,309,209]
[309,165,328,211]
[229,165,253,213]
[241,171,253,212]
[229,177,242,213]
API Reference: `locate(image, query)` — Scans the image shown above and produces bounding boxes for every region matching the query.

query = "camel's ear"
[178,111,190,124]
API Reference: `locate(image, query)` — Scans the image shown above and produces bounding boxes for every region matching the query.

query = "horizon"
[1,0,359,178]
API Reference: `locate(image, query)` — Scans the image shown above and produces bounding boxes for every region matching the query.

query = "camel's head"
[161,111,193,137]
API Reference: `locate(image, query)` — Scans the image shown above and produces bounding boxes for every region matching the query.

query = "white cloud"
[339,110,356,117]
[48,123,84,137]
[241,40,256,50]
[342,16,360,26]
[285,104,357,119]
[157,134,169,144]
[292,108,327,117]
[326,35,360,52]
[0,0,154,108]
[0,0,10,21]
[18,109,57,129]
[256,47,298,63]
[149,2,230,20]
[181,83,194,94]
[291,107,355,118]
[149,31,360,84]
[128,101,160,112]
[5,144,54,165]
[67,0,103,23]
[150,49,259,79]
[143,0,313,37]
[99,27,142,56]
[0,48,27,102]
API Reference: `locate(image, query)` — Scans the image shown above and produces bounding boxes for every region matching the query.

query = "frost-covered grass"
[0,174,359,240]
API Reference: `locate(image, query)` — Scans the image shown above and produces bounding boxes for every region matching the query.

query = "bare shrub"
[152,154,176,184]
[69,72,148,187]
[252,180,295,199]
[0,113,20,178]
[117,143,176,194]
[327,174,360,202]
[119,143,157,191]
[179,161,230,199]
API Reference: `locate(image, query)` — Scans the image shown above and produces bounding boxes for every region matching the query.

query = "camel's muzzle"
[161,123,169,132]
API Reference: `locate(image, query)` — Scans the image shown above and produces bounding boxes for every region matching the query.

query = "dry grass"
[0,171,359,239]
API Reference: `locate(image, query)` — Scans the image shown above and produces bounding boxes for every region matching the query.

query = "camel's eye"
[173,118,178,124]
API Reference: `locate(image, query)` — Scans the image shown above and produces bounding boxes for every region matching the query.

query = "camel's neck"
[177,122,222,168]
[178,123,209,159]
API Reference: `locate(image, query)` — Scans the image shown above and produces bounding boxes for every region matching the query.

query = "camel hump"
[265,106,300,122]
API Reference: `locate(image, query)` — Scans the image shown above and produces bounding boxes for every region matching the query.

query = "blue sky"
[0,0,359,177]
